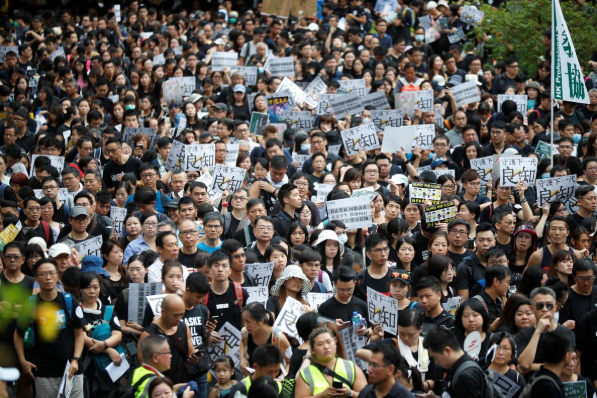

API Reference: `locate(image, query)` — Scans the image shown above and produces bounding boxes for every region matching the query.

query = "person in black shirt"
[558,258,597,325]
[492,206,516,259]
[102,137,142,193]
[358,233,394,298]
[221,239,255,287]
[299,248,328,293]
[527,329,571,398]
[271,183,300,239]
[416,276,455,335]
[478,265,511,329]
[357,342,413,398]
[567,185,596,231]
[177,219,200,269]
[447,219,474,265]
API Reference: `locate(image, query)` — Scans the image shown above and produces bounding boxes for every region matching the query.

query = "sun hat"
[312,229,344,253]
[270,265,312,298]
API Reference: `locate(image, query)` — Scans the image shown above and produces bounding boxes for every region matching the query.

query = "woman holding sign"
[266,265,312,318]
[559,350,596,398]
[486,333,525,398]
[295,327,367,398]
[454,299,492,370]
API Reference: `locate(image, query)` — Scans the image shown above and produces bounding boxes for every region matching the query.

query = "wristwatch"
[71,357,81,362]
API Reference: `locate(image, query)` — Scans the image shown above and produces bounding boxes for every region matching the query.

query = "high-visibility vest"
[299,358,355,395]
[240,376,283,394]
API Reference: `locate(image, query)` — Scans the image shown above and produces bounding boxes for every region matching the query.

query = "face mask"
[541,173,550,179]
[415,34,425,42]
[125,104,135,110]
[301,144,311,151]
[337,234,348,244]
[258,67,264,74]
[229,18,237,23]
[362,118,371,123]
[573,133,581,144]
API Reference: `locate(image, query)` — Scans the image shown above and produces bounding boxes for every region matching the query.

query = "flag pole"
[551,0,555,168]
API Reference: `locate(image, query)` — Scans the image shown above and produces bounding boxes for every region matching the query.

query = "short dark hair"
[252,344,283,368]
[334,266,357,283]
[540,329,572,364]
[365,233,388,252]
[415,276,441,294]
[156,231,177,248]
[485,265,512,287]
[422,326,461,353]
[185,271,210,295]
[573,258,596,276]
[369,341,401,370]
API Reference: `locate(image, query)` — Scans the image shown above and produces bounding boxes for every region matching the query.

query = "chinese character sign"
[273,297,306,339]
[535,175,577,207]
[266,95,291,123]
[245,287,269,306]
[122,127,156,145]
[326,196,372,229]
[163,78,184,108]
[317,94,335,115]
[268,57,295,77]
[303,76,328,108]
[470,156,493,184]
[361,91,391,110]
[338,79,367,96]
[111,207,127,239]
[497,95,528,114]
[276,77,308,105]
[340,123,380,156]
[128,283,163,324]
[370,110,404,132]
[499,157,538,187]
[212,52,239,71]
[413,124,435,150]
[450,81,481,105]
[394,90,434,118]
[461,5,484,26]
[211,164,246,194]
[367,287,398,335]
[207,322,242,367]
[282,111,314,130]
[165,140,186,171]
[75,235,103,260]
[245,262,275,287]
[183,144,216,171]
[306,293,333,312]
[328,91,364,116]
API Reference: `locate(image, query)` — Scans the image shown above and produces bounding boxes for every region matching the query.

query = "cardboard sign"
[207,322,242,367]
[381,125,419,153]
[361,91,391,110]
[249,112,270,135]
[470,156,493,184]
[370,110,404,132]
[268,57,295,77]
[409,182,441,204]
[30,155,65,176]
[293,153,311,172]
[340,123,379,156]
[237,66,258,86]
[75,235,103,260]
[50,47,66,61]
[266,94,291,123]
[111,207,128,239]
[183,144,216,171]
[328,91,364,116]
[306,293,333,311]
[245,262,275,287]
[211,164,246,194]
[367,287,398,335]
[273,297,306,339]
[413,124,435,150]
[315,183,335,202]
[450,80,481,105]
[153,53,166,66]
[317,94,335,115]
[282,111,314,130]
[304,76,328,108]
[394,90,434,118]
[536,175,577,207]
[424,201,457,227]
[499,157,538,187]
[127,283,163,324]
[497,94,528,114]
[245,287,269,306]
[326,196,372,229]
[461,5,484,26]
[338,79,367,97]
[212,52,239,71]
[178,77,196,97]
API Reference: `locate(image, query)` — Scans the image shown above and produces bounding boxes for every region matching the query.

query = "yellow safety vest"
[299,359,355,396]
[241,376,283,394]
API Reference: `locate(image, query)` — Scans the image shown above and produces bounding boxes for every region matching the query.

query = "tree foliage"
[473,0,597,75]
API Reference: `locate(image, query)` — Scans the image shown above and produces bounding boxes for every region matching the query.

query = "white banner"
[122,127,156,145]
[245,262,275,287]
[370,110,404,132]
[339,325,368,370]
[317,94,335,115]
[340,123,379,156]
[211,164,246,194]
[535,175,577,207]
[212,52,239,71]
[497,94,528,114]
[367,287,398,335]
[329,91,364,116]
[450,81,481,105]
[326,196,372,229]
[499,157,538,187]
[75,235,103,260]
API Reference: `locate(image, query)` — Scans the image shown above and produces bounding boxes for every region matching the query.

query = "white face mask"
[337,234,348,244]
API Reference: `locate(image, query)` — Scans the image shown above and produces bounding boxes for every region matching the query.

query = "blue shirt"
[124,236,152,265]
[125,191,171,214]
[197,241,222,254]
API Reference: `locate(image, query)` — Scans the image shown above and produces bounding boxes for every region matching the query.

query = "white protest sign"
[413,124,436,150]
[316,183,335,202]
[338,79,367,96]
[432,169,455,178]
[450,81,481,105]
[268,57,295,77]
[163,78,184,107]
[326,196,372,229]
[237,66,258,86]
[304,76,328,108]
[536,175,577,207]
[30,155,65,176]
[273,296,305,339]
[361,91,391,110]
[183,144,216,171]
[153,53,165,66]
[111,207,127,239]
[211,164,246,194]
[75,235,103,260]
[245,286,269,306]
[499,157,538,187]
[442,296,462,313]
[317,94,335,114]
[470,156,493,184]
[207,322,242,367]
[306,293,333,311]
[283,111,314,130]
[497,94,528,114]
[367,287,398,335]
[122,127,156,145]
[339,325,368,370]
[370,110,404,132]
[146,293,169,316]
[461,5,484,26]
[50,47,66,61]
[340,123,379,156]
[245,262,275,287]
[178,77,196,97]
[293,153,311,172]
[212,52,238,71]
[226,144,240,167]
[394,90,434,118]
[381,125,418,153]
[448,28,466,44]
[165,140,186,171]
[127,282,163,324]
[276,77,307,105]
[328,91,364,116]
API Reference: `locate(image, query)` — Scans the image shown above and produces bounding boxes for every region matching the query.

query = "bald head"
[161,293,185,312]
[180,219,197,230]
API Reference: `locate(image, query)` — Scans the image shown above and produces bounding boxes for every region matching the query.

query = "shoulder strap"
[90,219,98,233]
[62,292,73,319]
[453,361,480,386]
[311,362,353,388]
[409,301,417,309]
[132,373,155,390]
[104,305,114,322]
[233,283,244,308]
[41,220,50,242]
[0,183,6,199]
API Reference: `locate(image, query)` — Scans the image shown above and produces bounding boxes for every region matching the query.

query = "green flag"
[552,0,589,103]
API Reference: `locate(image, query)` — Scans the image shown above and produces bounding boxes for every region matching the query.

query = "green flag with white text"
[552,0,589,104]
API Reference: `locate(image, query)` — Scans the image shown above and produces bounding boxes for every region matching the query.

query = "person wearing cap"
[229,85,250,122]
[164,199,181,226]
[59,205,93,244]
[211,103,229,120]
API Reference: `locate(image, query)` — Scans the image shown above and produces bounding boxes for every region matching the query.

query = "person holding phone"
[356,342,413,398]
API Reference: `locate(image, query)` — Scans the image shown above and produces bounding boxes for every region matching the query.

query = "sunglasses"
[534,302,554,311]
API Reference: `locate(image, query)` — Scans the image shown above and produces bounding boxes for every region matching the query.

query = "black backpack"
[453,361,506,398]
[107,373,153,398]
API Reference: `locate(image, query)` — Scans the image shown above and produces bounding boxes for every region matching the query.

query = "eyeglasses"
[141,173,157,178]
[232,195,247,201]
[43,185,59,190]
[62,176,77,182]
[257,226,273,232]
[37,271,58,278]
[294,182,309,187]
[534,302,555,311]
[433,143,447,148]
[449,229,467,236]
[311,140,325,145]
[4,255,21,261]
[497,186,512,191]
[365,170,378,174]
[368,362,387,369]
[337,288,354,294]
[205,224,222,229]
[371,247,389,254]
[105,147,121,155]
[574,276,596,283]
[442,185,456,189]
[180,229,198,236]
[72,217,89,223]
[215,149,227,153]
[144,222,158,227]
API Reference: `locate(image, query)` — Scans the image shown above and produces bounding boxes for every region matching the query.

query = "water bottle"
[351,312,361,327]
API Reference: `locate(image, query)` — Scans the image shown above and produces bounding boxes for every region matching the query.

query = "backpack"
[205,283,244,309]
[517,375,560,398]
[452,361,506,398]
[107,373,154,398]
[22,220,51,242]
[0,183,7,200]
[90,305,125,377]
[24,291,73,348]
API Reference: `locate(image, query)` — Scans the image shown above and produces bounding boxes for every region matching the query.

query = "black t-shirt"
[358,267,393,297]
[318,296,369,325]
[448,249,474,266]
[576,310,597,379]
[178,249,199,269]
[288,348,308,379]
[496,238,515,259]
[516,325,576,364]
[16,292,85,377]
[422,309,455,335]
[205,283,249,331]
[184,304,208,348]
[559,287,597,325]
[0,273,35,353]
[145,321,189,384]
[23,221,55,246]
[102,156,142,189]
[225,214,242,240]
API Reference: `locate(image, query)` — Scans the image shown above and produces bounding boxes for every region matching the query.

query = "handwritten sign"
[563,381,587,398]
[183,144,215,171]
[367,287,398,335]
[536,175,577,207]
[293,153,311,172]
[245,287,269,306]
[470,156,493,184]
[316,94,335,115]
[276,77,308,105]
[450,80,481,105]
[226,144,240,167]
[339,325,368,370]
[178,77,196,97]
[163,78,184,107]
[424,201,457,228]
[207,322,242,367]
[394,90,434,118]
[110,207,127,239]
[30,155,65,176]
[306,293,333,311]
[329,91,364,116]
[211,164,246,194]
[370,110,404,132]
[326,196,372,229]
[413,124,435,150]
[304,76,328,108]
[338,79,367,97]
[340,123,379,156]
[75,235,103,260]
[499,157,538,187]
[283,111,314,130]
[245,262,275,287]
[237,66,258,86]
[165,140,186,171]
[409,182,441,204]
[273,296,306,339]
[128,283,163,324]
[212,52,238,71]
[153,53,165,66]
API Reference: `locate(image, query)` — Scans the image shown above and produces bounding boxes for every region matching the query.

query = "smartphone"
[209,315,219,323]
[341,321,351,326]
[332,381,343,389]
[466,239,475,251]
